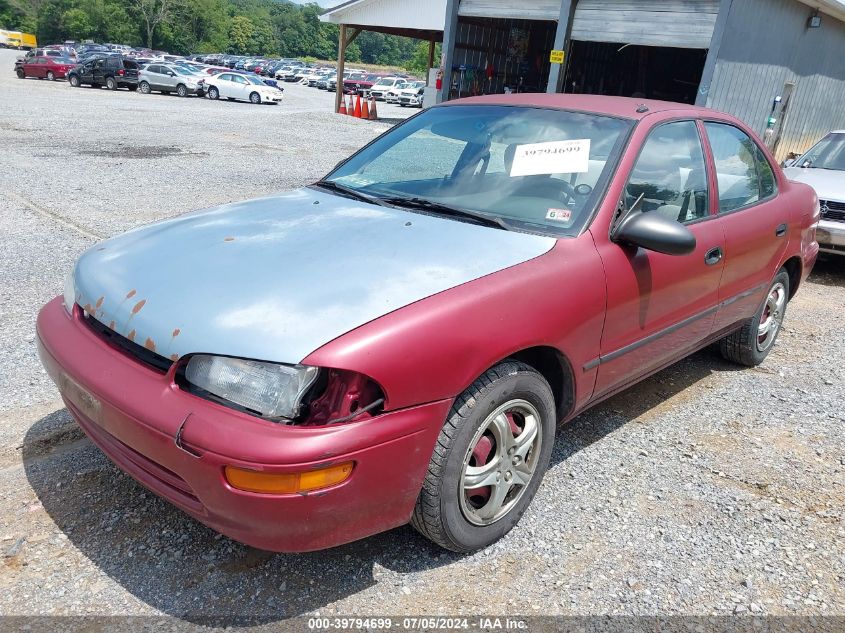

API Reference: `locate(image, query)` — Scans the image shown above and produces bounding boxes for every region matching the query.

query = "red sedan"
[16,55,76,80]
[36,95,819,553]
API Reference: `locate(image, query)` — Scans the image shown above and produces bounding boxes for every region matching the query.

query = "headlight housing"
[63,271,76,314]
[184,355,319,419]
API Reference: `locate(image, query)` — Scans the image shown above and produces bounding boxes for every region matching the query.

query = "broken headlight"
[184,355,319,419]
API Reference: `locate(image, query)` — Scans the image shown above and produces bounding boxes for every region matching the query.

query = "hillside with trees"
[0,0,437,72]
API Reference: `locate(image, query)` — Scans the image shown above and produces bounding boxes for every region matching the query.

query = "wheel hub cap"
[459,399,543,526]
[757,282,786,352]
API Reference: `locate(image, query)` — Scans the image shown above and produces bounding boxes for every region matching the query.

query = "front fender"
[303,235,607,414]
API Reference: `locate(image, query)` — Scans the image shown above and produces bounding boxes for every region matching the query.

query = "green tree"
[405,40,440,76]
[228,14,253,54]
[62,7,93,39]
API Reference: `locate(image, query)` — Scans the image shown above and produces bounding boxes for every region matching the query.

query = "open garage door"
[571,0,720,49]
[565,0,718,104]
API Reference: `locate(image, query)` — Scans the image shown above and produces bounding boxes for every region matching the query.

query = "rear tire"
[139,81,151,94]
[208,86,219,100]
[68,74,80,87]
[411,361,556,552]
[106,76,117,90]
[47,71,55,81]
[720,270,790,367]
[177,83,188,97]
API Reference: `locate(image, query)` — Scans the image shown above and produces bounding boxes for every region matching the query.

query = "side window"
[233,75,247,84]
[626,120,710,224]
[704,122,773,212]
[755,145,777,198]
[219,73,231,81]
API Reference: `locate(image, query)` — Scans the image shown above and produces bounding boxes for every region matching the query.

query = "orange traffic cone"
[361,96,370,120]
[338,97,347,115]
[353,94,362,118]
[369,95,378,120]
[347,95,354,116]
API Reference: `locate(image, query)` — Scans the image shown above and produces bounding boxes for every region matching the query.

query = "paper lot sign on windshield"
[510,139,591,176]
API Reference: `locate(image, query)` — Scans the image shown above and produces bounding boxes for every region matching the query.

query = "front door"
[592,120,725,396]
[702,121,790,331]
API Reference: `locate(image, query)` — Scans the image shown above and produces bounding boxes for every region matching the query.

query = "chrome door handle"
[704,246,723,266]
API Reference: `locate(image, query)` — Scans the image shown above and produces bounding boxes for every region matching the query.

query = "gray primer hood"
[74,188,556,363]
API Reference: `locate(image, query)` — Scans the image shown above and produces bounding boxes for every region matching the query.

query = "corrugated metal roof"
[320,0,447,30]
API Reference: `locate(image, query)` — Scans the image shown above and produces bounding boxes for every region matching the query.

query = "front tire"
[249,91,261,104]
[68,74,80,87]
[411,361,556,552]
[16,68,24,79]
[208,86,219,100]
[139,81,151,94]
[106,76,117,90]
[47,71,55,81]
[720,269,790,366]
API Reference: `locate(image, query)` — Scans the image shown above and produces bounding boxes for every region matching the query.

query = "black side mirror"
[612,209,696,256]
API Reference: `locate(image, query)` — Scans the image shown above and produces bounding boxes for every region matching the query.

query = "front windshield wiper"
[379,196,511,230]
[312,180,390,207]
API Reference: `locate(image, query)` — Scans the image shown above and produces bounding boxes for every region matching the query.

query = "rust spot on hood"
[108,321,115,330]
[127,329,136,342]
[144,337,156,352]
[224,236,235,242]
[172,328,181,337]
[95,296,104,309]
[170,353,179,361]
[131,299,146,314]
[82,303,94,314]
[126,289,137,299]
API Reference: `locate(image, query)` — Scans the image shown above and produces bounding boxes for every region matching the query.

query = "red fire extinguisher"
[435,68,443,90]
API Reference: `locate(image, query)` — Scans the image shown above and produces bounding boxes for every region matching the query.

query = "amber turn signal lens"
[224,462,353,494]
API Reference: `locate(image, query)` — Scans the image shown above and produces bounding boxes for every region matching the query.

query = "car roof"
[442,93,724,121]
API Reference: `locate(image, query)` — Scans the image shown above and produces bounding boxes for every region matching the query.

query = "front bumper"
[817,219,845,255]
[36,297,450,552]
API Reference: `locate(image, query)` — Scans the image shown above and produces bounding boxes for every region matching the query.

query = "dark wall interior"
[565,41,708,104]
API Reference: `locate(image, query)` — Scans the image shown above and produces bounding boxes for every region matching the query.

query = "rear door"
[592,119,725,396]
[702,121,788,331]
[231,74,250,99]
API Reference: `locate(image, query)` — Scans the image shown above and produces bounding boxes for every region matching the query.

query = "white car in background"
[205,72,283,105]
[393,80,426,107]
[783,130,845,256]
[369,76,406,101]
[385,80,424,104]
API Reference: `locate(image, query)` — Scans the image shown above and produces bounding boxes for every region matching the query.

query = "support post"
[438,0,459,103]
[427,38,436,84]
[546,0,577,93]
[335,24,347,113]
[335,26,361,113]
[695,0,733,106]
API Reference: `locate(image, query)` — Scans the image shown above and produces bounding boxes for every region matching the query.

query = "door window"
[704,122,776,212]
[219,73,232,82]
[626,120,710,224]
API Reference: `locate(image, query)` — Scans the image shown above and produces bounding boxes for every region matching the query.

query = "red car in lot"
[15,55,76,80]
[36,95,819,553]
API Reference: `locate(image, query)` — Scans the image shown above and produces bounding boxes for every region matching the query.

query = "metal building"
[321,0,845,159]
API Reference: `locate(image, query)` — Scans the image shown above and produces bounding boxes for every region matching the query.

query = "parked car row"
[13,48,286,106]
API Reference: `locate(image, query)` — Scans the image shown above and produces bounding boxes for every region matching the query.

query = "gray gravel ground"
[1,47,844,623]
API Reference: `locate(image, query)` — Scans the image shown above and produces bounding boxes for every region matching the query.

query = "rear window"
[123,60,139,70]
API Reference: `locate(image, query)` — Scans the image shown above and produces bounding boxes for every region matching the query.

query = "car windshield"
[54,57,74,64]
[325,105,631,236]
[798,133,845,171]
[244,75,265,85]
[172,67,193,75]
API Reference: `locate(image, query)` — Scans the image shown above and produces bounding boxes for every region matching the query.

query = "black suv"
[67,56,139,90]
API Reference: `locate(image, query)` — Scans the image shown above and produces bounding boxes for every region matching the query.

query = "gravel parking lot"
[1,46,844,623]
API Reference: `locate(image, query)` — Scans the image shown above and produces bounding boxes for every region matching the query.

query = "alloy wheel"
[757,281,786,352]
[459,399,543,526]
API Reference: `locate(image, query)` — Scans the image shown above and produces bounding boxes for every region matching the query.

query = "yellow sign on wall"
[549,50,565,64]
